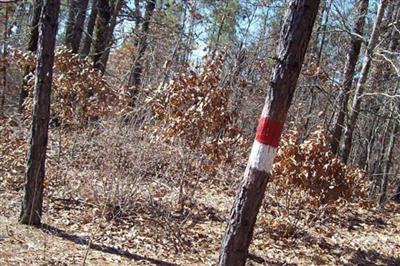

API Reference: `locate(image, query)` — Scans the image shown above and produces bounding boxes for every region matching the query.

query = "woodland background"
[0,0,400,265]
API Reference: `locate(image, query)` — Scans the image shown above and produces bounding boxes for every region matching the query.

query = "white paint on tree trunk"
[247,140,277,172]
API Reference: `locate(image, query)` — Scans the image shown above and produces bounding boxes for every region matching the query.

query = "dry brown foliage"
[12,48,127,127]
[272,128,367,205]
[147,52,245,162]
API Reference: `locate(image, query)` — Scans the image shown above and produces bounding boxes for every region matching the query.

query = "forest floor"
[1,176,400,265]
[1,117,400,265]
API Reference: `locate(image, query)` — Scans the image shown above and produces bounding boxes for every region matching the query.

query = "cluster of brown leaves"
[12,48,126,127]
[0,116,26,187]
[272,128,367,205]
[147,52,245,162]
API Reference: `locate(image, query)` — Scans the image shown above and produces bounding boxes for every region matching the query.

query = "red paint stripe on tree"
[255,117,284,148]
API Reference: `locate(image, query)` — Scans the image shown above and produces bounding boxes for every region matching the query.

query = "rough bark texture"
[18,0,43,113]
[127,0,156,104]
[218,1,320,265]
[330,0,369,155]
[65,0,89,53]
[379,119,397,204]
[97,0,124,73]
[80,0,98,57]
[341,0,388,164]
[1,6,8,118]
[92,0,112,71]
[19,0,60,226]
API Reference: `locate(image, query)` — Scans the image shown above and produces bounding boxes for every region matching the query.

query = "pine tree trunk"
[341,0,388,164]
[18,0,43,113]
[80,0,98,57]
[330,0,369,155]
[1,5,9,118]
[92,0,111,71]
[19,0,60,226]
[65,0,89,53]
[218,1,320,265]
[127,0,156,105]
[97,0,124,73]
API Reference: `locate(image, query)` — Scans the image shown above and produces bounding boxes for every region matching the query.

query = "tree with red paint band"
[218,1,321,265]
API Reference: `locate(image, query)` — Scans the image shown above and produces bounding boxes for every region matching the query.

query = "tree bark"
[18,0,43,113]
[330,0,369,155]
[218,1,320,265]
[65,0,89,53]
[379,111,398,204]
[92,0,112,71]
[80,0,98,57]
[97,0,124,73]
[127,0,156,105]
[1,5,9,118]
[341,0,388,164]
[19,0,60,226]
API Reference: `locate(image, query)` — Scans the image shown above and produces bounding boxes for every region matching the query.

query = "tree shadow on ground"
[40,223,178,266]
[346,249,400,266]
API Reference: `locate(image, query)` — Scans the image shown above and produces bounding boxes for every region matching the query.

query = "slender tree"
[65,0,89,53]
[19,0,60,226]
[330,0,369,155]
[127,0,156,104]
[97,0,124,72]
[18,0,43,113]
[92,0,112,71]
[80,0,98,57]
[0,4,9,118]
[218,1,320,265]
[341,0,388,164]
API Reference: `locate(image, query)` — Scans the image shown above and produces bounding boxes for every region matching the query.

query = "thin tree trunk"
[19,0,60,226]
[97,0,124,73]
[65,0,90,53]
[218,1,320,265]
[92,0,111,72]
[341,0,388,164]
[127,0,156,105]
[1,6,9,118]
[18,0,43,113]
[379,115,398,204]
[80,0,98,57]
[330,0,369,155]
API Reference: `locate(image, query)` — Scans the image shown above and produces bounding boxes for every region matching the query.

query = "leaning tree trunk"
[218,1,320,265]
[92,0,111,72]
[330,0,369,155]
[19,0,60,226]
[127,0,156,105]
[65,0,89,53]
[80,0,98,57]
[341,0,388,164]
[18,0,43,113]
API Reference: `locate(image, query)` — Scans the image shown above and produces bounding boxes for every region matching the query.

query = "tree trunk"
[379,117,398,204]
[1,5,9,118]
[218,1,320,265]
[92,0,112,71]
[330,0,369,155]
[19,0,60,226]
[97,0,124,73]
[18,0,43,113]
[127,0,156,105]
[65,0,89,53]
[80,0,98,57]
[341,0,388,164]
